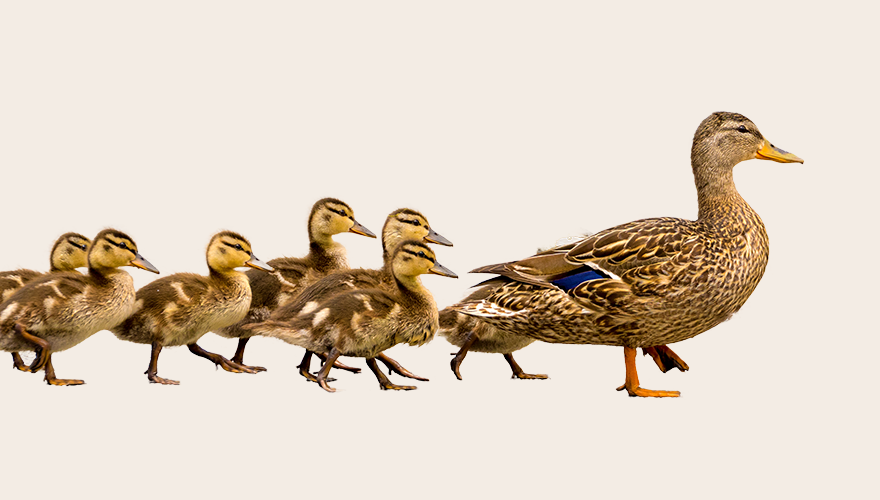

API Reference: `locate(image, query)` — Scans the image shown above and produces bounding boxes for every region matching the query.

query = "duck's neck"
[394,275,429,303]
[308,237,347,271]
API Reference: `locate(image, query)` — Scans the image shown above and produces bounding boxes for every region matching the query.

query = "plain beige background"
[1,1,876,498]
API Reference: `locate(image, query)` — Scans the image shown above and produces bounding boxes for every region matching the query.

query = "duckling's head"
[391,240,458,281]
[308,198,376,245]
[49,232,91,272]
[382,209,453,259]
[691,112,803,176]
[89,229,159,274]
[206,231,273,274]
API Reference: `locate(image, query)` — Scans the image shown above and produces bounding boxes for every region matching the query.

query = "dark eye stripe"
[400,219,422,226]
[329,207,349,218]
[222,241,250,254]
[108,239,136,255]
[68,240,87,250]
[402,248,434,263]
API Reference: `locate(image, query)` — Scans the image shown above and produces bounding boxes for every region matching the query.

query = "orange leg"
[642,345,690,373]
[15,324,50,373]
[12,352,29,371]
[504,353,548,380]
[617,346,680,398]
[43,355,84,386]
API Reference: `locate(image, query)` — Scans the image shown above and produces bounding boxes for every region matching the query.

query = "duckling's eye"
[235,244,243,251]
[737,125,748,133]
[70,241,87,250]
[329,208,348,218]
[403,219,421,226]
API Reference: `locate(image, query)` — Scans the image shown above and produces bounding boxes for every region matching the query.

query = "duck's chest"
[200,277,253,327]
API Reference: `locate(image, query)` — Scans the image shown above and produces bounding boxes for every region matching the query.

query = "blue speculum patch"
[550,268,608,292]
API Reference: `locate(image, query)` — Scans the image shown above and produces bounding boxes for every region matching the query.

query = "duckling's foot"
[450,331,478,380]
[297,351,335,383]
[12,352,28,371]
[642,345,689,373]
[230,338,267,372]
[315,348,341,393]
[367,358,417,391]
[15,325,50,373]
[504,353,548,380]
[316,352,361,373]
[188,343,258,374]
[42,357,84,386]
[377,353,428,381]
[620,346,680,398]
[147,373,180,385]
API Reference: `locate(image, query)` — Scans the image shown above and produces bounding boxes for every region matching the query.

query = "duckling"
[452,112,803,397]
[247,240,457,392]
[111,231,272,385]
[0,229,158,385]
[287,208,452,382]
[1,232,92,371]
[217,198,375,372]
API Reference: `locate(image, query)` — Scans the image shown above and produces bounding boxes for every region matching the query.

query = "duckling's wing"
[288,268,384,312]
[0,272,89,328]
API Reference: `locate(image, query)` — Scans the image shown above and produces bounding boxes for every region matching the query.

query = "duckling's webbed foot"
[618,346,680,398]
[146,341,179,385]
[366,358,417,391]
[188,343,259,374]
[642,345,690,373]
[316,351,361,374]
[504,353,548,380]
[230,338,267,372]
[315,347,341,393]
[450,331,478,380]
[43,356,84,386]
[298,351,336,383]
[12,352,29,371]
[377,352,428,381]
[14,324,51,373]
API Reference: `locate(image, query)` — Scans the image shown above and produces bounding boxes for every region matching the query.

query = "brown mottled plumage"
[287,208,452,381]
[0,229,158,385]
[0,232,91,370]
[452,112,803,397]
[246,241,457,392]
[216,198,376,368]
[111,231,272,385]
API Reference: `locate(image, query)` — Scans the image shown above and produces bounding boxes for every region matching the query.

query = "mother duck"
[452,112,803,397]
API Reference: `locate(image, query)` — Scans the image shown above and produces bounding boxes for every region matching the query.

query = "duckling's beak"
[425,227,453,247]
[349,220,377,238]
[429,262,458,278]
[130,254,160,274]
[755,139,804,163]
[245,255,274,272]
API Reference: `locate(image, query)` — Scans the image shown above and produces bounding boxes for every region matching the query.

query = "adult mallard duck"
[216,198,375,371]
[247,240,457,393]
[286,208,452,382]
[0,232,91,371]
[111,231,273,385]
[452,112,803,397]
[0,229,158,386]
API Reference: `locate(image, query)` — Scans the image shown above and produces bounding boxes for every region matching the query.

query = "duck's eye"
[417,251,426,258]
[235,244,243,251]
[737,125,748,133]
[403,219,421,226]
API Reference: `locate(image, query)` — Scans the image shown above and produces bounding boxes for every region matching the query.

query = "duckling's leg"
[377,353,429,381]
[315,347,341,393]
[642,345,689,373]
[187,343,260,374]
[43,355,84,386]
[503,353,548,380]
[616,346,680,398]
[15,324,50,373]
[12,352,29,371]
[450,332,478,380]
[230,338,267,373]
[315,351,361,374]
[366,358,417,391]
[145,341,180,385]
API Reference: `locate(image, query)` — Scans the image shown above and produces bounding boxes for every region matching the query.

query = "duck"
[111,231,273,385]
[216,198,376,372]
[285,208,452,382]
[0,229,159,385]
[247,240,457,392]
[1,232,92,371]
[451,112,803,397]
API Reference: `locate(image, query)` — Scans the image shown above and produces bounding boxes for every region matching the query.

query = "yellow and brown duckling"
[216,198,375,371]
[1,232,92,371]
[286,208,452,382]
[246,240,457,392]
[452,112,803,397]
[111,231,272,385]
[0,229,158,385]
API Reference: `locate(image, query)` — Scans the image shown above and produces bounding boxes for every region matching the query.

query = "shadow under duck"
[247,240,457,393]
[0,229,158,385]
[452,112,803,397]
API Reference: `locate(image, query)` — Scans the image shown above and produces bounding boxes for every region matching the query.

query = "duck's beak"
[130,254,160,274]
[429,261,458,278]
[245,255,274,272]
[425,227,453,247]
[755,139,804,163]
[349,219,377,238]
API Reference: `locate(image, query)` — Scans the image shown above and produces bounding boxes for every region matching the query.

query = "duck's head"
[691,112,803,174]
[391,240,458,281]
[382,208,453,259]
[308,198,376,246]
[49,232,91,272]
[89,229,159,274]
[206,231,273,274]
